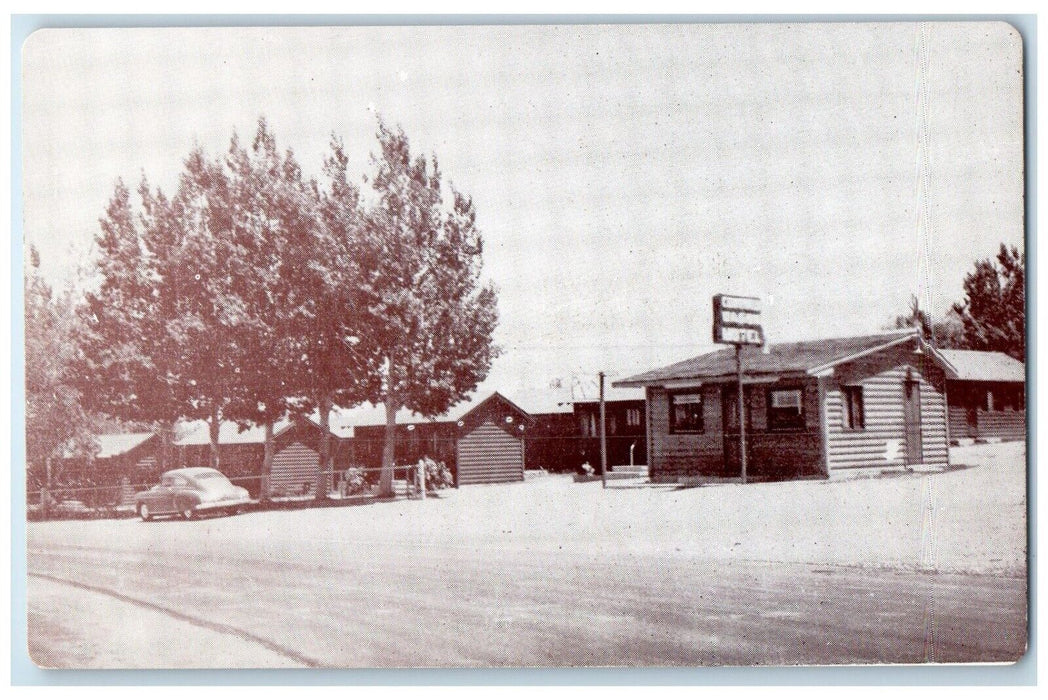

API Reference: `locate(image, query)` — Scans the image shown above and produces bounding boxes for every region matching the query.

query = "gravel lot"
[25,442,1027,667]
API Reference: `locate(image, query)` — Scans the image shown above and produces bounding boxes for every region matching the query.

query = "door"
[903,379,923,465]
[721,386,747,477]
[150,474,177,512]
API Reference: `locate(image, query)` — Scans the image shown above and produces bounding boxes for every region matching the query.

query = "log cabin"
[615,330,952,482]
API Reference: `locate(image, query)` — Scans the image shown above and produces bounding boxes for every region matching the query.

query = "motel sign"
[712,294,764,346]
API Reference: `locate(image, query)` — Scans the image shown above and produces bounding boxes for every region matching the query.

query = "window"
[626,408,642,427]
[670,392,704,433]
[994,386,1025,412]
[767,387,805,431]
[842,386,865,430]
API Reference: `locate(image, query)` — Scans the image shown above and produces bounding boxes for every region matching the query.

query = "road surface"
[26,502,1026,668]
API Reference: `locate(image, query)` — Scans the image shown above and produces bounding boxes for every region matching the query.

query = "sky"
[20,22,1025,413]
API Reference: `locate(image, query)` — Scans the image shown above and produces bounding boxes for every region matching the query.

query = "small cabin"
[572,387,648,472]
[173,418,349,498]
[58,431,165,489]
[455,392,535,485]
[616,330,950,482]
[933,349,1026,443]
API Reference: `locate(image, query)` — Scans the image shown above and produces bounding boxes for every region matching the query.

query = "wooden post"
[737,344,747,484]
[42,456,53,519]
[645,387,653,478]
[599,371,607,489]
[817,376,832,478]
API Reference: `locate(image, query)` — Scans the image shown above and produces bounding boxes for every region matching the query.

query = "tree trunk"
[42,456,53,518]
[316,394,332,501]
[379,399,398,497]
[261,419,275,502]
[209,404,221,471]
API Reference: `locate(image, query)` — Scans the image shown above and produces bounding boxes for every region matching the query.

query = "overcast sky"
[21,22,1024,409]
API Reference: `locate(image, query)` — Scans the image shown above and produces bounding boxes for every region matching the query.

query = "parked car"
[134,467,252,521]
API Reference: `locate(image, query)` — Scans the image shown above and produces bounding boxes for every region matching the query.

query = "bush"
[421,456,454,492]
[79,484,123,510]
[342,466,368,496]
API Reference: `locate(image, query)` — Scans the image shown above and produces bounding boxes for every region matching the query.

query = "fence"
[26,460,454,522]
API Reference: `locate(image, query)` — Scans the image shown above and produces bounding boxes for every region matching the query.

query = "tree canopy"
[356,121,501,495]
[25,247,98,489]
[952,244,1025,361]
[893,295,964,349]
[45,115,502,499]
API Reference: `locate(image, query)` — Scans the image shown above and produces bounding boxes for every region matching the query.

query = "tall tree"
[216,121,303,498]
[144,148,247,469]
[308,134,384,499]
[893,295,964,349]
[25,247,98,502]
[81,149,250,470]
[952,244,1025,361]
[357,120,500,497]
[77,179,182,426]
[220,119,374,500]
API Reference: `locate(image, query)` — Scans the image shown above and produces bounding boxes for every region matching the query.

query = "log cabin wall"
[825,345,948,471]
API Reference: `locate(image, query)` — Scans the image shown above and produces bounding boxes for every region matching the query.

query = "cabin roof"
[615,330,920,387]
[95,432,157,459]
[933,349,1025,382]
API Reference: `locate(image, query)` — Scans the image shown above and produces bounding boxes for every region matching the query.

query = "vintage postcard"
[21,21,1026,669]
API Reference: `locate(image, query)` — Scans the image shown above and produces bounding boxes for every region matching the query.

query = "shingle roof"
[933,349,1025,382]
[615,330,919,386]
[95,432,156,459]
[173,418,297,446]
[571,385,646,404]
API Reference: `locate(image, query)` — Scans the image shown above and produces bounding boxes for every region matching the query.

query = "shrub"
[79,484,122,510]
[420,456,454,492]
[342,466,368,496]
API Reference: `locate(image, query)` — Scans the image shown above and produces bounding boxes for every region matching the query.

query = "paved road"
[26,509,1026,668]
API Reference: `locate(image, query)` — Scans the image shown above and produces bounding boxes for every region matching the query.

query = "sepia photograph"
[19,20,1027,670]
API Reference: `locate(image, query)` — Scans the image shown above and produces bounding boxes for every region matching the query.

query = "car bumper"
[194,498,255,512]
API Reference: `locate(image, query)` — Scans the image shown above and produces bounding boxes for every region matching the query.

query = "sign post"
[736,344,746,484]
[713,294,764,484]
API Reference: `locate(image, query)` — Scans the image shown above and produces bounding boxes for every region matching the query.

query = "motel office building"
[616,330,962,482]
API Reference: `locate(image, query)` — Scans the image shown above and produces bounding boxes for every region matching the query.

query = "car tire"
[179,503,195,520]
[139,504,152,521]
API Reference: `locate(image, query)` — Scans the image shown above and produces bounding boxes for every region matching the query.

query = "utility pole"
[599,371,607,489]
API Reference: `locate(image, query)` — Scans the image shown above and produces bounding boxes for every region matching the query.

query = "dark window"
[626,408,642,427]
[722,387,752,432]
[767,387,805,431]
[842,386,865,430]
[995,386,1025,411]
[669,392,704,433]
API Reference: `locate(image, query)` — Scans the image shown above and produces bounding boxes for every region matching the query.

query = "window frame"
[668,391,704,434]
[766,386,806,432]
[626,407,642,427]
[842,385,865,431]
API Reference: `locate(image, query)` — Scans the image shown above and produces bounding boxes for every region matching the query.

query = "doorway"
[903,378,923,465]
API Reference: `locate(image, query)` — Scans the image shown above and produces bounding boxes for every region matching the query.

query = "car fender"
[174,491,201,511]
